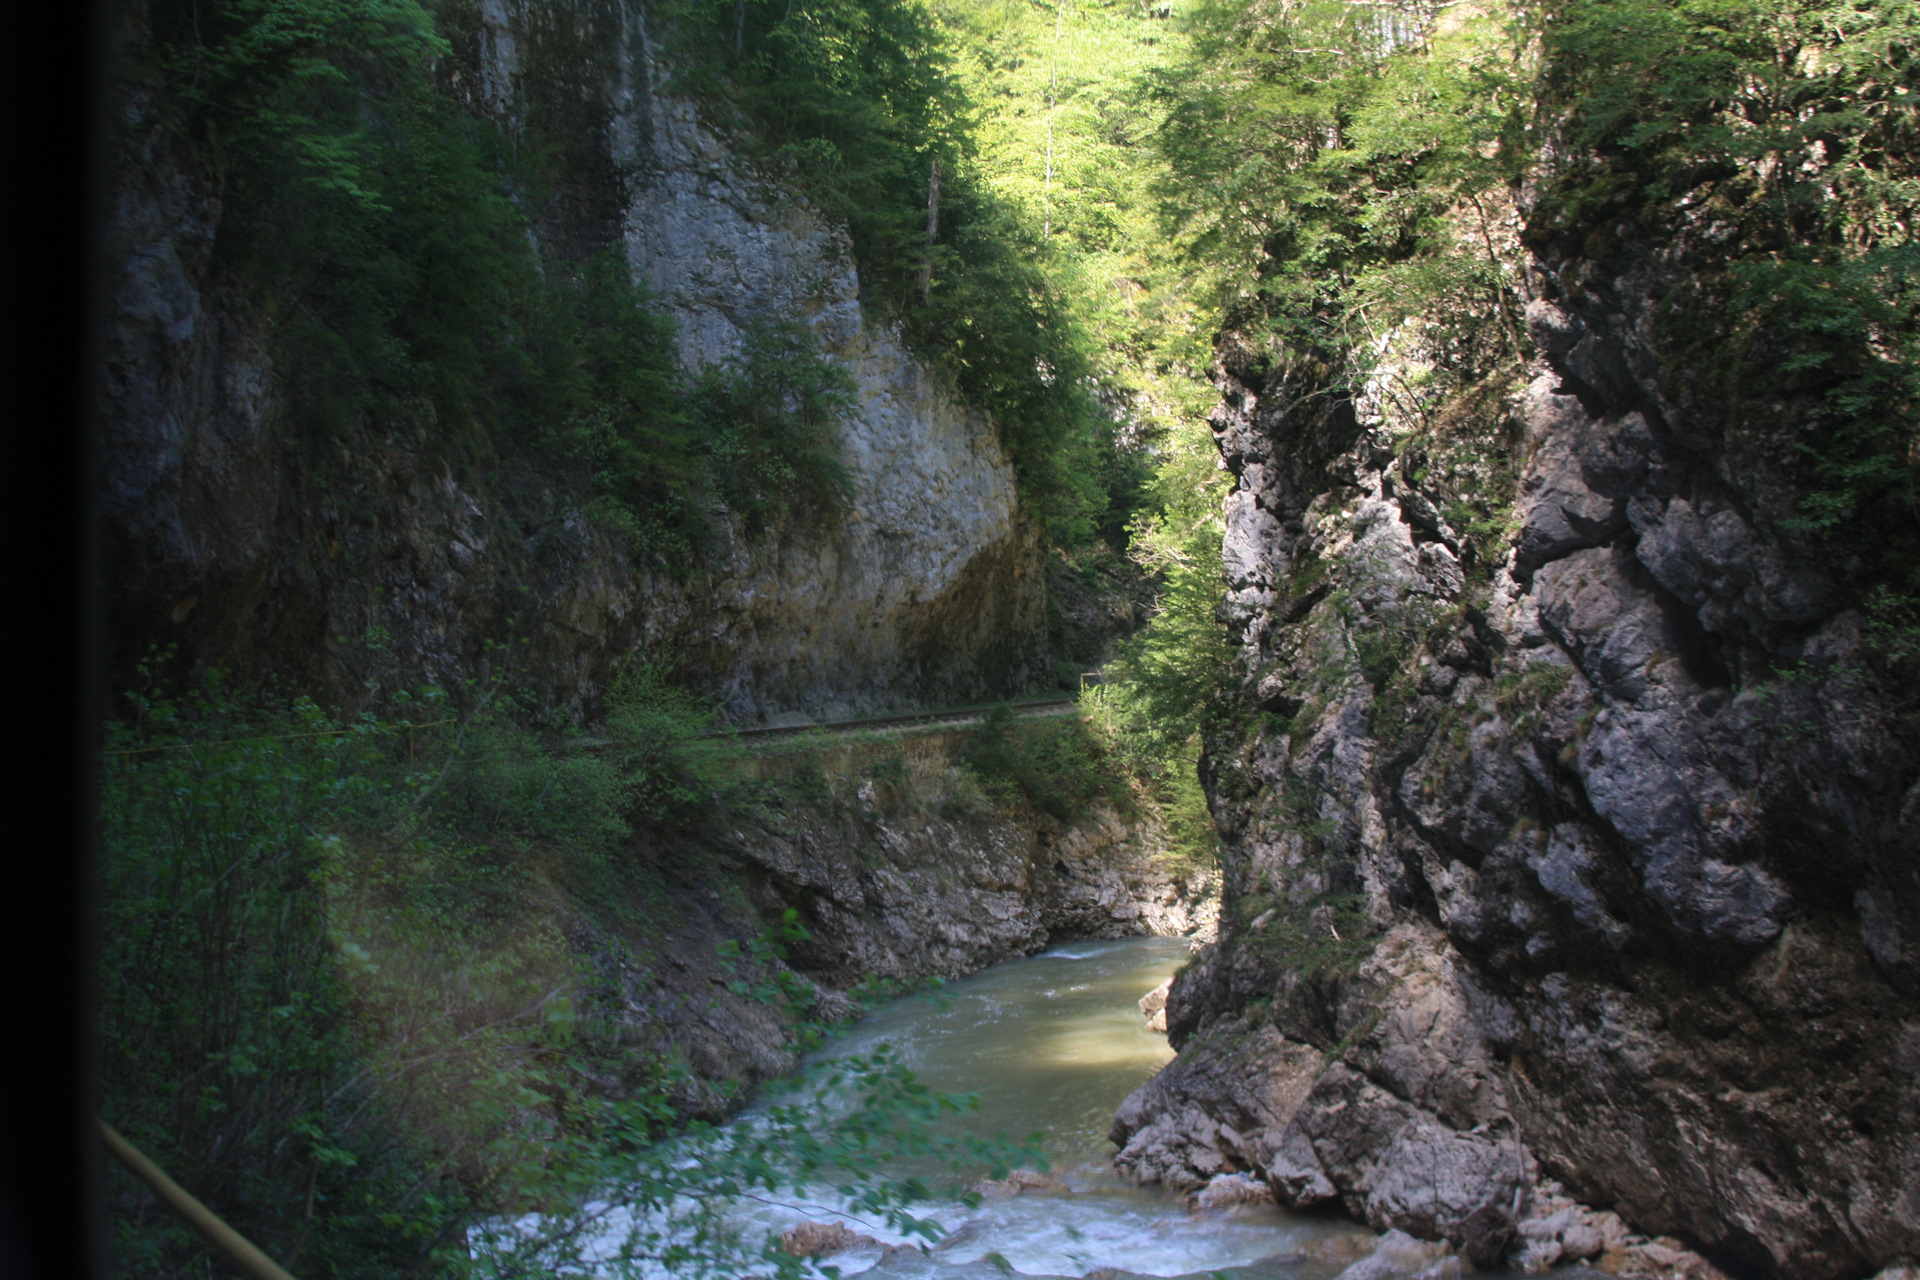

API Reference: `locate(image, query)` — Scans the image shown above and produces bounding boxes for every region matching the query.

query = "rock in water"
[779,1221,879,1257]
[1333,1229,1448,1280]
[1140,979,1172,1033]
[971,1168,1071,1198]
[1189,1172,1275,1210]
[1451,1204,1516,1270]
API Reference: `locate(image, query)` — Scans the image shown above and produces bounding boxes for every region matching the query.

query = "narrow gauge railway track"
[550,695,1084,755]
[723,695,1079,739]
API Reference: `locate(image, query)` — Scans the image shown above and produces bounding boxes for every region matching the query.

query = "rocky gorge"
[96,3,1228,1271]
[546,725,1215,1115]
[88,0,1920,1276]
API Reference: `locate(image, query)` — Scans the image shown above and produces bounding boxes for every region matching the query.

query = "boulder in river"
[1331,1229,1450,1280]
[779,1220,881,1257]
[1188,1171,1274,1210]
[1139,979,1172,1032]
[970,1168,1071,1198]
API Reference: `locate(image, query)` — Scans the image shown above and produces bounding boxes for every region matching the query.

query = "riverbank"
[97,688,1217,1276]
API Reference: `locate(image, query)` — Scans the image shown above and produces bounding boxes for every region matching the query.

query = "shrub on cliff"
[130,0,863,566]
[694,320,859,534]
[961,702,1132,823]
[661,0,1127,546]
[1532,0,1920,561]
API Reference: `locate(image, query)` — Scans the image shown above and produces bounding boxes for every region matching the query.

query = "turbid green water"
[728,936,1372,1279]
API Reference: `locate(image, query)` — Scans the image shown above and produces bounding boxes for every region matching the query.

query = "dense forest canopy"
[100,0,1917,1274]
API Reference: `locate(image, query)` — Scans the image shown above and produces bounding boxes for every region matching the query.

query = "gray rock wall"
[1113,234,1920,1278]
[104,0,1048,722]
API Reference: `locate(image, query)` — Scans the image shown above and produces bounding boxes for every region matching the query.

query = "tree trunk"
[917,158,942,306]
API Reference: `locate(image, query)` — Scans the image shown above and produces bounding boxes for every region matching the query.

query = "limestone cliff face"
[1113,231,1920,1277]
[104,0,1046,722]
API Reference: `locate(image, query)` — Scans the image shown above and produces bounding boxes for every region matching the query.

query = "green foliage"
[1081,409,1235,873]
[1529,0,1920,544]
[960,704,1132,821]
[1493,659,1575,733]
[695,320,859,532]
[535,253,708,560]
[716,908,820,1024]
[1721,252,1920,535]
[1149,0,1534,397]
[604,658,747,820]
[145,0,532,438]
[870,752,912,789]
[100,678,475,1277]
[1257,892,1375,987]
[137,0,861,560]
[661,0,1140,544]
[661,0,965,294]
[935,0,1228,546]
[1865,581,1920,675]
[1090,506,1233,754]
[471,1045,1042,1279]
[100,667,1031,1277]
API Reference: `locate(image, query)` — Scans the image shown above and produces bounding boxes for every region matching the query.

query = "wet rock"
[779,1221,880,1257]
[1518,1238,1563,1272]
[970,1168,1070,1198]
[1111,1020,1325,1189]
[1333,1229,1448,1280]
[1189,1172,1275,1210]
[1295,1233,1388,1269]
[1140,979,1172,1033]
[1559,1222,1604,1260]
[1450,1203,1517,1269]
[1623,1238,1738,1280]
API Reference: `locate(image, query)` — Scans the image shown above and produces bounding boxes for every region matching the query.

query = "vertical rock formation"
[1112,226,1919,1276]
[104,0,1048,721]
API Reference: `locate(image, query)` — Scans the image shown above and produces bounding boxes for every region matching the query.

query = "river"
[713,936,1375,1279]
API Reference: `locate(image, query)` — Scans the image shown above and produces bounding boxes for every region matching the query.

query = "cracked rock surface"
[1111,231,1919,1278]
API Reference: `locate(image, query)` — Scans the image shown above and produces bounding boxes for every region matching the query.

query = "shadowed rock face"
[103,0,1046,722]
[1113,234,1919,1278]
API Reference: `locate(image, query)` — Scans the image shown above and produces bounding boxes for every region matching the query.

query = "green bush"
[134,0,866,563]
[604,659,747,820]
[99,678,476,1277]
[1530,0,1920,549]
[694,320,858,532]
[960,703,1131,822]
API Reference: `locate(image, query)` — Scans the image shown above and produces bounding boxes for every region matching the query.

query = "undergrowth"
[97,660,1027,1278]
[960,703,1133,824]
